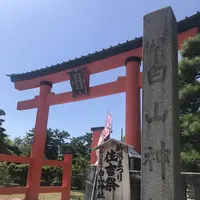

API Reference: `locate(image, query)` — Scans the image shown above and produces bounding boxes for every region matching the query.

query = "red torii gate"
[7,12,200,200]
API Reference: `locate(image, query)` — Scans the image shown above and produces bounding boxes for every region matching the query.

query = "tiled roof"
[8,12,200,82]
[91,127,105,131]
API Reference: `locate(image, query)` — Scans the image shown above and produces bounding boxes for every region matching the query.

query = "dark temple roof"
[91,127,104,131]
[8,12,200,82]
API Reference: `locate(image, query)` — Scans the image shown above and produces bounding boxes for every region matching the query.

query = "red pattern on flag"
[103,113,112,139]
[95,112,113,165]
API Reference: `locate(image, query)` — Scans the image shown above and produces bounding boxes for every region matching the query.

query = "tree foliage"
[0,162,10,186]
[0,109,8,154]
[13,128,70,159]
[179,34,200,171]
[0,109,20,155]
[0,126,91,189]
[1,35,200,187]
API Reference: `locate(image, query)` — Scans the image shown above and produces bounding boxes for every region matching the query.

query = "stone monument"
[142,7,181,200]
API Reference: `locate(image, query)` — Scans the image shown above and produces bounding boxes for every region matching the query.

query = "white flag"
[95,112,113,165]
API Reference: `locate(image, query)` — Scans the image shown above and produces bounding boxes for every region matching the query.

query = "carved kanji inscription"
[145,101,168,123]
[143,141,171,179]
[147,64,167,85]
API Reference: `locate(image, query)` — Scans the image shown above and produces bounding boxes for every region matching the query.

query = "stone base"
[84,165,97,200]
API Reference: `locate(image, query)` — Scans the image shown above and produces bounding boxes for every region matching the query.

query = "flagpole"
[91,110,112,200]
[90,111,108,200]
[90,164,98,200]
[121,128,123,141]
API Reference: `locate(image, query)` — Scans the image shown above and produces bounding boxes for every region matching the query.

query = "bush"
[7,163,28,186]
[0,162,10,187]
[181,150,200,172]
[41,166,62,186]
[72,174,86,190]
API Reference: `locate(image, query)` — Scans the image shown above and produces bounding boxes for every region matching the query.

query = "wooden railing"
[130,171,200,200]
[181,172,200,200]
[0,154,72,200]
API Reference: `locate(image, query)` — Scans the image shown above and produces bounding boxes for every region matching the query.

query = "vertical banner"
[103,112,113,139]
[95,112,113,165]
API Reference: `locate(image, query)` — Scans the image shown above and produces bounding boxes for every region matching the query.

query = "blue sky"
[0,1,199,140]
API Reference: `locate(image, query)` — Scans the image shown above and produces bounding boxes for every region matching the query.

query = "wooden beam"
[17,76,128,110]
[14,48,142,91]
[0,186,63,195]
[0,187,28,195]
[13,28,198,91]
[0,154,31,164]
[17,74,143,111]
[43,159,64,168]
[17,96,39,110]
[47,76,126,106]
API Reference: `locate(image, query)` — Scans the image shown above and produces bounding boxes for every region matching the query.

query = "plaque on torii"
[67,67,89,97]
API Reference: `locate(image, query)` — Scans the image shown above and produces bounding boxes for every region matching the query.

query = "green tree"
[5,137,21,155]
[0,109,9,154]
[0,162,10,186]
[179,34,200,171]
[61,132,92,189]
[61,132,92,160]
[16,128,70,159]
[45,128,70,160]
[0,108,21,156]
[12,129,91,188]
[13,132,32,157]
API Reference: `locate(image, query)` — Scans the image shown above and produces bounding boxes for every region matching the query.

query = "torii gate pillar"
[26,81,52,200]
[125,57,141,153]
